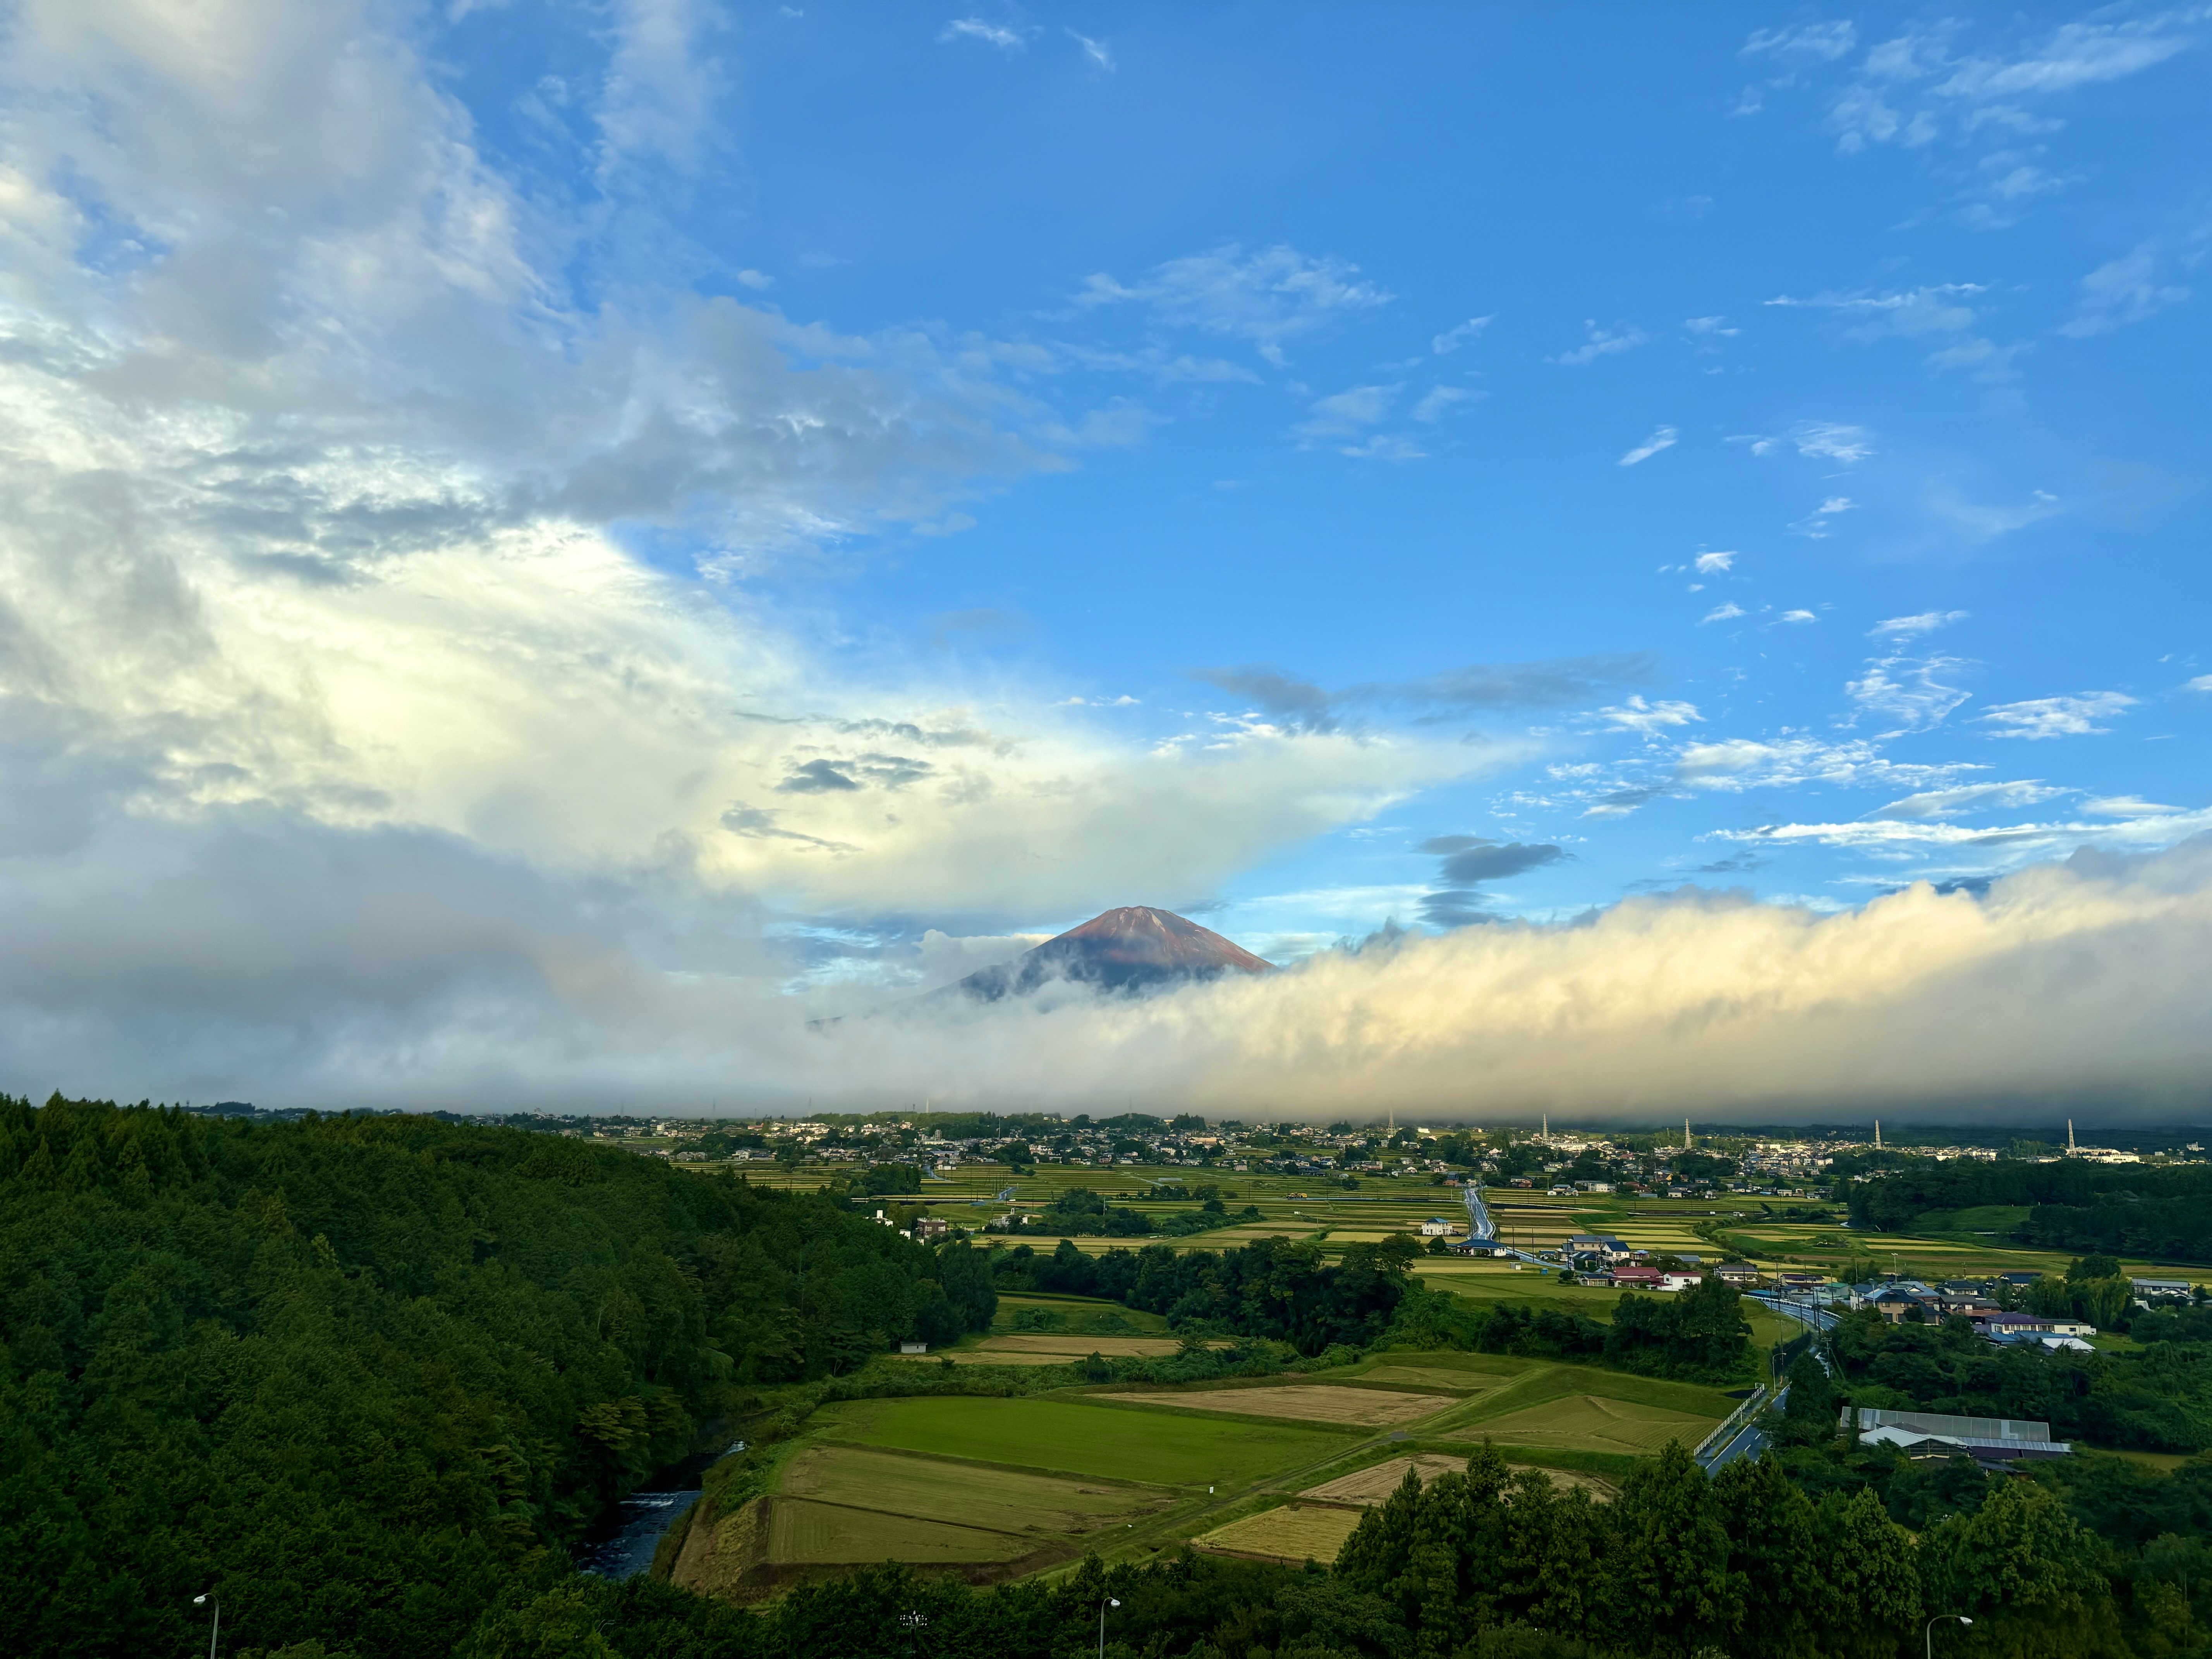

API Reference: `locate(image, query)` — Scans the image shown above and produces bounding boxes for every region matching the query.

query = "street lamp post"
[1925,1613,1973,1659]
[192,1594,220,1659]
[1098,1596,1120,1659]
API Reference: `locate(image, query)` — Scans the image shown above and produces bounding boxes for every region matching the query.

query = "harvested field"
[819,1395,1353,1486]
[1300,1455,1467,1505]
[767,1498,1034,1566]
[1451,1393,1716,1456]
[1114,1385,1451,1427]
[776,1446,1168,1536]
[1194,1504,1364,1564]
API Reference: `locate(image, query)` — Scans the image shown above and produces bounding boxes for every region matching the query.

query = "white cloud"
[735,268,774,289]
[1597,696,1702,733]
[1298,385,1391,436]
[1080,243,1392,348]
[1412,386,1471,421]
[1872,610,1969,637]
[1693,551,1735,574]
[1789,496,1857,538]
[1930,488,2061,541]
[598,0,719,173]
[1617,426,1678,466]
[1066,29,1115,70]
[1743,21,1857,64]
[2084,795,2182,817]
[1788,420,1877,463]
[1978,691,2137,740]
[1552,320,1647,366]
[1431,316,1494,353]
[939,17,1030,52]
[2061,216,2210,337]
[1873,781,2066,820]
[1778,610,1817,625]
[1684,316,1739,337]
[2190,675,2212,693]
[1340,434,1426,462]
[1846,655,1973,734]
[1700,602,1747,625]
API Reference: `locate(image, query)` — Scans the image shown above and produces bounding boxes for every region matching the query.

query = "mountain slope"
[950,906,1274,1000]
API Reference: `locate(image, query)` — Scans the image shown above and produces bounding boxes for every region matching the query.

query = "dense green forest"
[0,1097,991,1658]
[1843,1155,2212,1262]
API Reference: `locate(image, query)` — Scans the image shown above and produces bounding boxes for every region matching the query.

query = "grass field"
[816,1395,1355,1487]
[767,1498,1036,1566]
[777,1445,1165,1535]
[1106,1384,1455,1427]
[1192,1504,1364,1564]
[1448,1393,1717,1456]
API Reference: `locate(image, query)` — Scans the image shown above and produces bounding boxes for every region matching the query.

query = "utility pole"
[1099,1597,1120,1659]
[193,1594,220,1659]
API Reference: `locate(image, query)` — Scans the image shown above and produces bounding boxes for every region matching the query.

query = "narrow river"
[575,1441,743,1580]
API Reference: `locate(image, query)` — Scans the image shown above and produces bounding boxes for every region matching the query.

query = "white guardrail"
[1692,1384,1769,1463]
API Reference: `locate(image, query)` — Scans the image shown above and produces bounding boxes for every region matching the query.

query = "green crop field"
[1192,1504,1365,1564]
[776,1445,1168,1536]
[1447,1393,1719,1457]
[814,1395,1355,1487]
[766,1498,1034,1566]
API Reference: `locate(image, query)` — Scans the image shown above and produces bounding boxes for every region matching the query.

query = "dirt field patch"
[1451,1393,1716,1456]
[777,1446,1168,1535]
[1111,1384,1452,1427]
[1193,1504,1364,1564]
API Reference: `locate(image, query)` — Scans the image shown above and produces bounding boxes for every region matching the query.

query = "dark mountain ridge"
[949,905,1274,1000]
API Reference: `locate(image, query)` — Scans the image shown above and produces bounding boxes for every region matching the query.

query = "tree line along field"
[660,1350,1737,1596]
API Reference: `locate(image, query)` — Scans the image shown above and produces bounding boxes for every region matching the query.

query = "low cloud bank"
[8,798,2211,1121]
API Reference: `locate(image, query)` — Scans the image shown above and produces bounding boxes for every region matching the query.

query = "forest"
[0,1096,989,1658]
[1842,1155,2212,1262]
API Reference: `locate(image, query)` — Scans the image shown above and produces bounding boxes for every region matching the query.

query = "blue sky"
[2,0,2210,1110]
[473,0,2212,958]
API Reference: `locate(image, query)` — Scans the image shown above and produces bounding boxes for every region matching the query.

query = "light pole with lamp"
[192,1593,220,1659]
[1098,1596,1120,1659]
[1926,1613,1972,1658]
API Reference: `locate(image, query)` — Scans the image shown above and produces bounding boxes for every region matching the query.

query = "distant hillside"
[948,905,1274,999]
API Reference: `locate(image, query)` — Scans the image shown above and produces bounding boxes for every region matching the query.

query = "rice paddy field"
[1099,1383,1456,1427]
[1194,1504,1362,1575]
[1191,1504,1366,1564]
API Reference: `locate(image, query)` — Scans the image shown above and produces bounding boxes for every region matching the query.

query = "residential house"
[2133,1278,2193,1304]
[1610,1265,1664,1290]
[1715,1263,1761,1286]
[1418,1217,1460,1237]
[1566,1233,1632,1262]
[1985,1313,2097,1341]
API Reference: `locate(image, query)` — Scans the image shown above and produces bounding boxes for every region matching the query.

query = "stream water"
[575,1441,743,1581]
